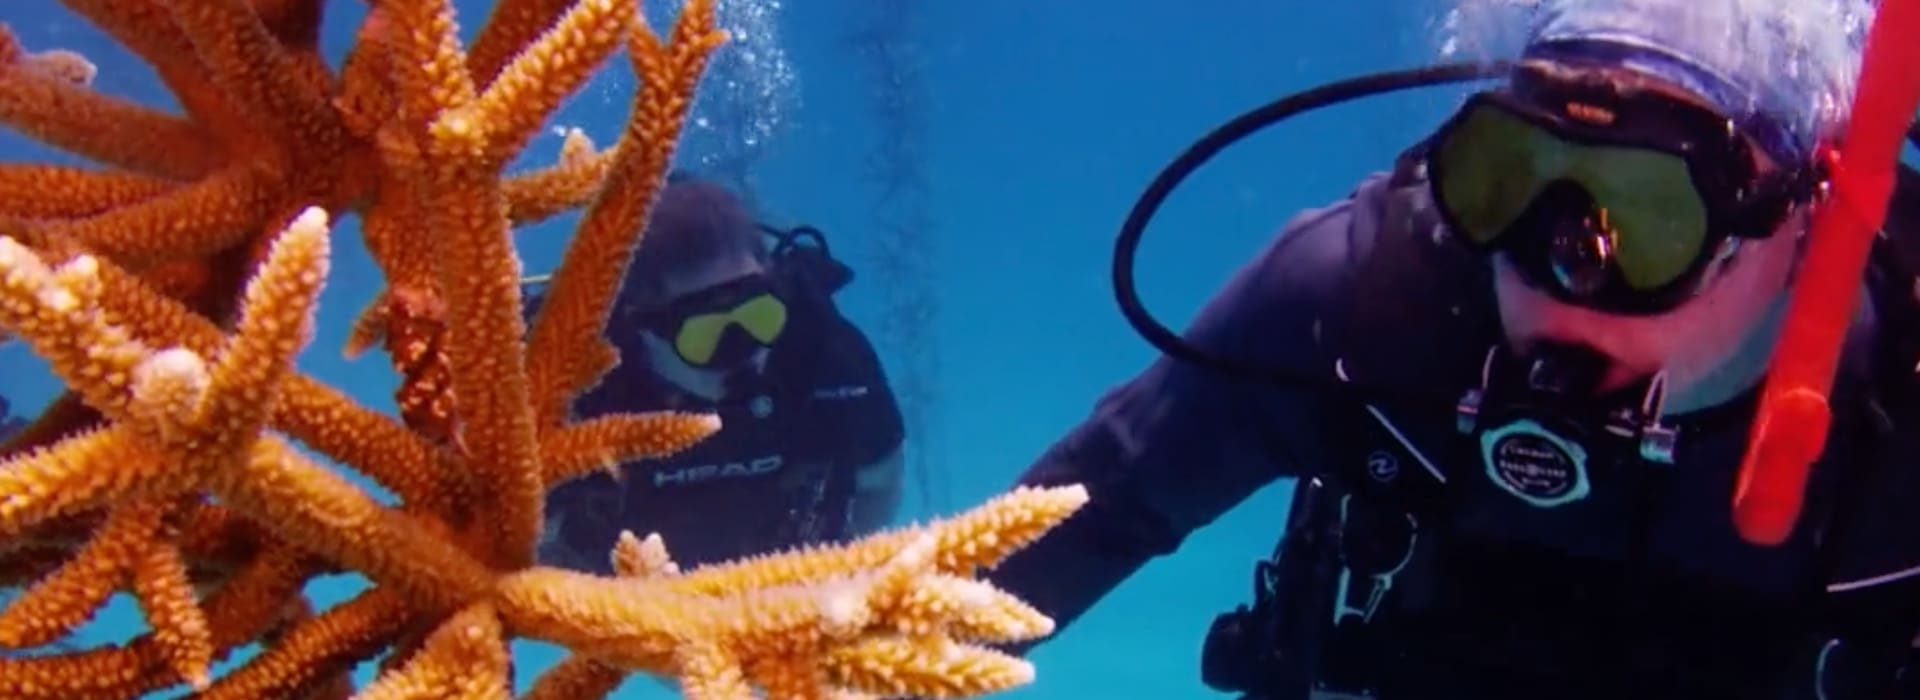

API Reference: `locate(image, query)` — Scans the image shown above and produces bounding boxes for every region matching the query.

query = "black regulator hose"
[1110,61,1512,398]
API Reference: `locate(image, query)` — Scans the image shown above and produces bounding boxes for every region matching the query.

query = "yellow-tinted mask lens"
[730,294,789,342]
[672,293,788,365]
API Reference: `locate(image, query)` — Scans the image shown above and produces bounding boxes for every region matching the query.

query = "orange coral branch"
[129,517,217,690]
[388,0,547,566]
[0,429,182,538]
[471,0,635,161]
[356,600,512,698]
[251,0,326,47]
[0,497,165,648]
[0,543,311,699]
[195,587,412,699]
[25,165,278,264]
[167,0,346,158]
[0,165,178,219]
[215,439,495,610]
[539,411,721,485]
[502,127,617,226]
[87,260,453,511]
[524,0,726,430]
[467,0,581,88]
[522,654,630,700]
[0,2,1084,697]
[55,0,252,137]
[357,175,435,301]
[0,65,222,180]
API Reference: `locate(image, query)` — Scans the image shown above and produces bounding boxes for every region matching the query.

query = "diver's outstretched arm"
[978,172,1397,652]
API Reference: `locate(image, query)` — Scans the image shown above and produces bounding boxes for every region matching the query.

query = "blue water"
[0,0,1529,697]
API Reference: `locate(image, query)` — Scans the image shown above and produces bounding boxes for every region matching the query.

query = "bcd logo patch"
[653,455,784,487]
[1478,419,1590,509]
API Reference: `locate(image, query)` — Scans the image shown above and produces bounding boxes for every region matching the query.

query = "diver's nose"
[1533,181,1616,300]
[1547,207,1616,298]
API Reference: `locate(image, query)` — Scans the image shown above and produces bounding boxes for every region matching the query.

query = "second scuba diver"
[532,175,908,573]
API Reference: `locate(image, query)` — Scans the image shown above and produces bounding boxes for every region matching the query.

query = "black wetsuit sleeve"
[979,180,1378,646]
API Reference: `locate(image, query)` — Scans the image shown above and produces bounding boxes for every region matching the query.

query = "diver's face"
[641,252,772,399]
[1490,71,1806,406]
[1493,217,1799,400]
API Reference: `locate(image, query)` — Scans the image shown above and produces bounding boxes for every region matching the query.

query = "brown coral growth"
[0,0,1084,698]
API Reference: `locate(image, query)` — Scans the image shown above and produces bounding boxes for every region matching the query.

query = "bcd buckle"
[1331,494,1418,625]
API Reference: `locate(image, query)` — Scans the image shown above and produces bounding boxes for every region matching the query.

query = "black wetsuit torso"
[979,154,1920,699]
[537,263,905,573]
[1295,203,1902,698]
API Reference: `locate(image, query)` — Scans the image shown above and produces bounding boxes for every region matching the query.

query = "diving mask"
[634,274,790,368]
[1427,64,1822,315]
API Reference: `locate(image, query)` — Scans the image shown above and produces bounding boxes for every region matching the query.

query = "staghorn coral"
[0,1,1086,698]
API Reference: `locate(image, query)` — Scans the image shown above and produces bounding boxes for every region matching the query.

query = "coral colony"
[0,1,1084,697]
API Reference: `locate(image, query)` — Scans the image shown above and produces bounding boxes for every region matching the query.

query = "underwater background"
[0,0,1609,697]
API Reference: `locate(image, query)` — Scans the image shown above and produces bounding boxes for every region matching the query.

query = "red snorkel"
[1733,0,1920,545]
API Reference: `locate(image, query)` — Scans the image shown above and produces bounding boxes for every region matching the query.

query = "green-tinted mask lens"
[1432,101,1710,291]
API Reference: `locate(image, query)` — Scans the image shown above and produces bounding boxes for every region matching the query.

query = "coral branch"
[195,587,411,699]
[503,127,616,226]
[0,2,1080,697]
[86,259,452,511]
[0,498,164,648]
[0,61,223,179]
[26,165,277,264]
[472,0,634,160]
[167,0,345,155]
[524,0,726,429]
[0,165,177,219]
[539,411,721,485]
[54,0,252,136]
[467,0,580,88]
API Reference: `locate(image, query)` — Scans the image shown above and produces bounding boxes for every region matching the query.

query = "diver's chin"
[1598,365,1651,395]
[1505,335,1630,395]
[1494,260,1665,393]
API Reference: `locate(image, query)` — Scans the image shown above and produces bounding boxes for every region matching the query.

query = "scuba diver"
[531,173,907,573]
[965,1,1920,698]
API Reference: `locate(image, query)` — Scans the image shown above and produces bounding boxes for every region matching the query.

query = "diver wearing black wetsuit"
[534,179,906,573]
[970,12,1920,700]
